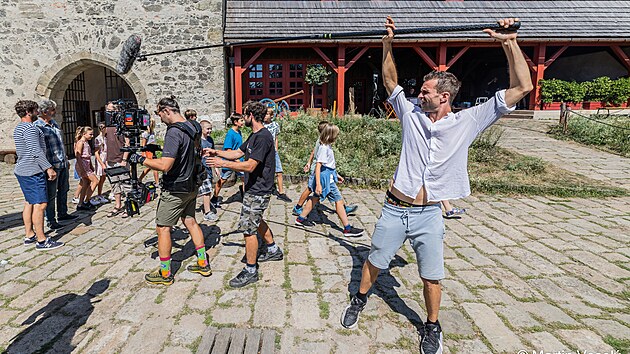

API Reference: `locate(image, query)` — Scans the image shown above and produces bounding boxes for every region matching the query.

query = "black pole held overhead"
[118,22,521,74]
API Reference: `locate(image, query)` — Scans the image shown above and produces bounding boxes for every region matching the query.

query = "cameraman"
[129,96,211,286]
[104,101,132,218]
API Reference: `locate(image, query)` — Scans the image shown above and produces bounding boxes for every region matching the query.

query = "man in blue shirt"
[211,113,244,208]
[34,99,78,229]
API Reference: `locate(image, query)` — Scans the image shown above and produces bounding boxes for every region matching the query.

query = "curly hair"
[15,100,38,118]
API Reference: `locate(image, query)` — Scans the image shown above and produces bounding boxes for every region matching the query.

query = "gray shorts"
[368,201,445,280]
[238,192,270,235]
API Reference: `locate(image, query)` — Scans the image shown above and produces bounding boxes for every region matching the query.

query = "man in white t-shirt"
[340,17,533,354]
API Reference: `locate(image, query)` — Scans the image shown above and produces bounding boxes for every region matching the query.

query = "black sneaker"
[47,221,63,230]
[58,214,78,221]
[210,197,221,209]
[36,238,64,251]
[24,235,37,246]
[295,217,314,227]
[77,203,92,211]
[277,193,292,203]
[420,321,443,354]
[340,295,367,329]
[238,185,244,199]
[343,225,364,237]
[229,268,258,288]
[258,247,283,262]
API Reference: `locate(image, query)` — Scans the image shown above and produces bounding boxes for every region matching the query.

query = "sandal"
[444,207,466,219]
[107,207,124,218]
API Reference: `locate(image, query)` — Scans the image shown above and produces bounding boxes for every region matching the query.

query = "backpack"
[162,120,207,193]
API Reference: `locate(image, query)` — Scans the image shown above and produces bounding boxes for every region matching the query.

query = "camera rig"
[104,100,159,217]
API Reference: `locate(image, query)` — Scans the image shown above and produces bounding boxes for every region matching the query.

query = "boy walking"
[199,119,218,221]
[212,113,244,207]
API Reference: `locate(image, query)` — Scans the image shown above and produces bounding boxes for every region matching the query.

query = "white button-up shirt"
[387,85,515,202]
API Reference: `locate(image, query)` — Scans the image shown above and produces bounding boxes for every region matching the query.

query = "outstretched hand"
[203,148,218,157]
[483,18,519,41]
[383,16,395,43]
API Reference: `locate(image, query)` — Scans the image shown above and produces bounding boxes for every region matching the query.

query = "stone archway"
[35,51,147,113]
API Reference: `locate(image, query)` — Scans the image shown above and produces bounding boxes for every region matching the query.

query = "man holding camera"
[104,101,132,218]
[205,100,283,288]
[129,97,211,285]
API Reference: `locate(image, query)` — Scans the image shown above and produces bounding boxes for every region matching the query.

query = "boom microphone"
[117,21,520,74]
[117,34,142,75]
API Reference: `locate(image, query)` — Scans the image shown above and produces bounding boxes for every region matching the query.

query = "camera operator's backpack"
[162,120,207,193]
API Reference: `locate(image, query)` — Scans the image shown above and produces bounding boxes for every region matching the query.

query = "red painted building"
[223,1,630,115]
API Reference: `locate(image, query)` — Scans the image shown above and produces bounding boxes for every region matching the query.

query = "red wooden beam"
[413,47,438,70]
[446,46,469,70]
[346,46,369,71]
[337,46,346,116]
[234,47,243,114]
[529,44,546,110]
[242,48,266,70]
[313,47,338,73]
[544,46,568,67]
[437,44,448,71]
[520,51,538,72]
[611,45,630,73]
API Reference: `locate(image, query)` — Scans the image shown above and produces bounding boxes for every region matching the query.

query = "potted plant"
[305,64,331,115]
[607,77,630,107]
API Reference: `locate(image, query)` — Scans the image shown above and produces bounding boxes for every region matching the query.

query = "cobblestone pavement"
[1,122,629,353]
[497,118,630,190]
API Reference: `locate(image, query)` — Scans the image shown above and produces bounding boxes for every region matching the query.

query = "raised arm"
[382,16,398,96]
[483,18,533,107]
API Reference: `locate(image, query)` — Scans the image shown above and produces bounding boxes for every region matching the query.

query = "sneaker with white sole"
[203,211,218,222]
[89,197,101,206]
[36,238,64,251]
[420,321,443,354]
[98,195,110,204]
[340,295,367,329]
[24,235,37,246]
[71,197,80,204]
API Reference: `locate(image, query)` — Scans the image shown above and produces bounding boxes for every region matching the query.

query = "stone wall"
[0,0,227,150]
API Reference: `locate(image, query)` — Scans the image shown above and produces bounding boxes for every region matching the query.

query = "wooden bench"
[196,327,276,354]
[596,106,628,115]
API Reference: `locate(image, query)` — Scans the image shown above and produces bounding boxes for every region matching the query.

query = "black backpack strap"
[167,121,200,141]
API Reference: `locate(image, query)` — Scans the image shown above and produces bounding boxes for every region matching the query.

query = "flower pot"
[542,102,562,110]
[582,101,604,110]
[307,108,322,116]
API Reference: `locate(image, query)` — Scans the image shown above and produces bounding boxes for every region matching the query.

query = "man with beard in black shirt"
[205,100,283,288]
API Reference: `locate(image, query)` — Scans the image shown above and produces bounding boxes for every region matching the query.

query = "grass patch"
[213,114,626,197]
[318,300,330,320]
[604,335,630,354]
[550,113,630,156]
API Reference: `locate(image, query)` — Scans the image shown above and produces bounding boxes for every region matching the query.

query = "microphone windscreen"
[117,34,142,75]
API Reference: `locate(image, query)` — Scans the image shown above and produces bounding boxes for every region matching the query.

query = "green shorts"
[155,190,197,226]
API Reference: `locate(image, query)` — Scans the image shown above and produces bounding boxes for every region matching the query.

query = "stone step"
[503,110,534,119]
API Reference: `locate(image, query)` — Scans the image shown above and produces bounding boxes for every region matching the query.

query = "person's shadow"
[4,279,110,354]
[327,234,424,331]
[149,224,222,275]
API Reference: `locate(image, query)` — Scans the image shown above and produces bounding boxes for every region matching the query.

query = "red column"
[337,46,346,116]
[437,43,448,71]
[234,47,243,114]
[529,44,546,110]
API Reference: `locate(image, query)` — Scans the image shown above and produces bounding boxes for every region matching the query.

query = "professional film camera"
[104,100,159,217]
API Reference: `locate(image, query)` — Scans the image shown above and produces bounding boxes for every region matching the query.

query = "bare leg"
[359,260,381,294]
[214,178,225,199]
[73,181,82,199]
[244,233,258,265]
[156,225,172,260]
[32,203,47,242]
[153,170,159,184]
[138,167,150,182]
[79,178,88,204]
[276,173,284,194]
[182,216,205,249]
[202,195,211,214]
[296,187,311,206]
[441,200,452,213]
[85,174,99,200]
[22,202,34,238]
[115,192,123,209]
[299,196,319,218]
[257,220,274,245]
[335,200,350,227]
[423,278,442,322]
[97,175,106,196]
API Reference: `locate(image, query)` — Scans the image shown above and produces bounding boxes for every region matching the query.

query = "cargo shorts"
[238,192,270,235]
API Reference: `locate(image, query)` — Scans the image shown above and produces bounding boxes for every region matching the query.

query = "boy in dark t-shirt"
[205,100,282,288]
[199,120,218,221]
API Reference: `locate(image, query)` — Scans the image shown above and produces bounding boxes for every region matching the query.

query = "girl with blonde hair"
[74,126,99,211]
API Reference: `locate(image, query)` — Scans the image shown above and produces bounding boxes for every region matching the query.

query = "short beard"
[245,119,253,127]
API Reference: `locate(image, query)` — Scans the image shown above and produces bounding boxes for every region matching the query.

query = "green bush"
[540,76,630,105]
[584,76,613,102]
[539,79,585,103]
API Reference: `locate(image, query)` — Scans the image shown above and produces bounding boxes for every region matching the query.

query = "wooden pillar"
[234,47,243,114]
[437,43,448,71]
[337,46,346,117]
[528,44,546,110]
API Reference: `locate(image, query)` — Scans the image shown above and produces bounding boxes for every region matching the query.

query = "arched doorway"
[60,67,136,156]
[36,52,147,157]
